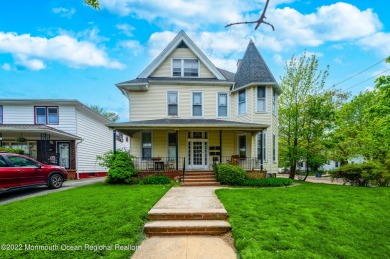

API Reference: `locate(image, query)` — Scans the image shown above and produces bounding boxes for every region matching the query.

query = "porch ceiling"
[0,124,82,140]
[108,118,269,136]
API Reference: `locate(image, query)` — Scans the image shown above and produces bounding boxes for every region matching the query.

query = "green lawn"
[216,183,390,258]
[0,183,169,258]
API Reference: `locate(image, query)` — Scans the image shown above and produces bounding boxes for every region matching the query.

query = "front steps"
[144,188,231,236]
[182,170,221,186]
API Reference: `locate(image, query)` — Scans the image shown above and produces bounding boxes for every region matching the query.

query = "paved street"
[0,177,105,205]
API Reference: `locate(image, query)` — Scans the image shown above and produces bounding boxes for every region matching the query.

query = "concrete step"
[144,220,231,236]
[183,178,217,182]
[182,182,221,186]
[185,171,214,176]
[148,209,228,221]
[184,175,216,179]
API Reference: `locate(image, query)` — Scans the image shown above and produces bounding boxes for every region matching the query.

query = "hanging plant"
[16,136,28,143]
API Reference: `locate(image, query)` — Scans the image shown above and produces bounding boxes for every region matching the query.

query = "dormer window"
[172,59,199,77]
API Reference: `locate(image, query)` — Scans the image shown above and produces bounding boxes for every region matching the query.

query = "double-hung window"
[257,132,267,161]
[168,132,177,161]
[238,135,247,157]
[167,91,178,116]
[141,132,152,160]
[257,86,266,112]
[192,92,203,117]
[172,59,199,77]
[35,107,59,125]
[0,105,3,124]
[238,90,246,115]
[217,93,228,117]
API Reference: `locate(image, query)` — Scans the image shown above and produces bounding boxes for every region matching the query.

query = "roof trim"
[231,82,282,94]
[0,124,82,140]
[138,31,225,80]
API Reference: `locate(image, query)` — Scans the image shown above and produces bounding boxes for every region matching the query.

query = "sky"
[0,0,389,121]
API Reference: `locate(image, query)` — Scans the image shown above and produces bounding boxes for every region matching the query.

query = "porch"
[0,124,80,170]
[109,118,271,173]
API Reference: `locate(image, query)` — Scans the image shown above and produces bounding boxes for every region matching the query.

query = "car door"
[0,155,21,191]
[6,155,45,186]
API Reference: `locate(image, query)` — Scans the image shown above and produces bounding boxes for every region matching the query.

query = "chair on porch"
[228,155,239,166]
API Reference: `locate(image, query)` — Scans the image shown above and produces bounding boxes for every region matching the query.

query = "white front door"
[188,132,208,169]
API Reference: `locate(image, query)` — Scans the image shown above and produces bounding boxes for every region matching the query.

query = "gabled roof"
[138,31,225,80]
[233,39,278,91]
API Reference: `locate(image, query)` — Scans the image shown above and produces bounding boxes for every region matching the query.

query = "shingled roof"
[233,39,277,90]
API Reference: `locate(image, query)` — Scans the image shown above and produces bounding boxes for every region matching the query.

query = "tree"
[89,105,120,122]
[278,52,330,179]
[328,57,390,172]
[226,0,274,31]
[84,0,100,9]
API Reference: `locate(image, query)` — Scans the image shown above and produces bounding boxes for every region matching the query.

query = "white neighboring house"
[0,99,129,179]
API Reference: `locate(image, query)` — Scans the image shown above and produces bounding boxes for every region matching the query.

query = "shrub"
[330,161,390,187]
[0,147,25,154]
[97,150,134,169]
[105,152,137,184]
[139,176,171,185]
[241,178,293,187]
[217,164,246,185]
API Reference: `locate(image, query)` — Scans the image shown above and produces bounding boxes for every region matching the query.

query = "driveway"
[0,177,105,205]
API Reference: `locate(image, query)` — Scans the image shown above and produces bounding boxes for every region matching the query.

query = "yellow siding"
[129,84,231,121]
[151,48,214,78]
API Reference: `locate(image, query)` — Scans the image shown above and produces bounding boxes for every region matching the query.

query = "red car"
[0,152,68,193]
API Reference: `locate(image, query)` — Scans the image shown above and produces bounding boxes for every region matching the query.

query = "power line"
[331,57,387,88]
[343,68,390,91]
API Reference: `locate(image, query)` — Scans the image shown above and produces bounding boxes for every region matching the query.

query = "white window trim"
[272,134,276,162]
[166,90,179,117]
[191,91,204,117]
[256,86,267,113]
[141,131,153,161]
[167,131,178,161]
[171,58,200,78]
[272,89,277,116]
[237,89,247,116]
[256,132,268,162]
[216,92,229,118]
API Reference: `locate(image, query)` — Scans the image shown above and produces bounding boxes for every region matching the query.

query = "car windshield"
[7,156,38,167]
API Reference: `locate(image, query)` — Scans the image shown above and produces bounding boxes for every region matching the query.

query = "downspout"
[76,139,84,180]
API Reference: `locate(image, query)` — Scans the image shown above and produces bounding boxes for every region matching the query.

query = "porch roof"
[0,124,82,140]
[108,119,269,135]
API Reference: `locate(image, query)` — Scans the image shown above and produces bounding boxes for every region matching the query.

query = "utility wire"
[343,68,390,91]
[330,57,387,89]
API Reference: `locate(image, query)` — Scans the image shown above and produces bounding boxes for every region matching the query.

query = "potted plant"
[16,136,27,143]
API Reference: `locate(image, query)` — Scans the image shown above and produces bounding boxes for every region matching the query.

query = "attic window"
[172,59,199,77]
[177,41,188,48]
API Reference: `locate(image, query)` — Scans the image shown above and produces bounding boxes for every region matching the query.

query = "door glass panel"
[58,143,70,168]
[193,141,203,165]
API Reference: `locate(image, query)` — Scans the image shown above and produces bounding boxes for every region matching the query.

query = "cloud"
[101,1,382,53]
[1,63,11,71]
[0,31,125,70]
[52,7,76,18]
[117,40,144,55]
[99,0,257,29]
[358,32,390,57]
[116,24,135,37]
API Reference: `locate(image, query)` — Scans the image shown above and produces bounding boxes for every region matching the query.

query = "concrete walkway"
[278,174,347,185]
[132,187,236,259]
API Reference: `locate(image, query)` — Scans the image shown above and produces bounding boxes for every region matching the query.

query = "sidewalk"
[132,187,236,259]
[278,174,346,185]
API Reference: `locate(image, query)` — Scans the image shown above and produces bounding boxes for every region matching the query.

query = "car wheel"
[49,174,63,189]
